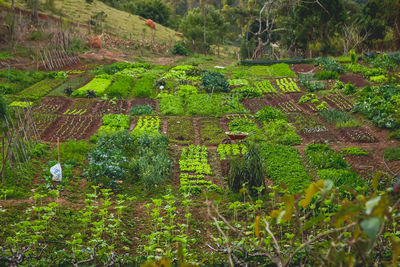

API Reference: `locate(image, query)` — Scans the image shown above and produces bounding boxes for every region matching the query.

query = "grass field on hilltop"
[7,0,181,44]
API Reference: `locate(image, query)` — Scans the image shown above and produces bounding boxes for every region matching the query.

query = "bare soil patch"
[340,74,370,87]
[290,64,318,74]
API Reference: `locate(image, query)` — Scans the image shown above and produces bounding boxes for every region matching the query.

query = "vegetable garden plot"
[17,78,65,100]
[277,100,302,112]
[179,145,221,194]
[340,127,378,143]
[41,115,102,142]
[132,116,161,134]
[167,117,195,145]
[217,144,247,160]
[290,113,328,134]
[289,113,337,142]
[33,113,58,135]
[34,97,73,114]
[253,80,277,93]
[95,100,130,116]
[198,118,227,146]
[275,78,301,93]
[291,94,319,113]
[324,94,353,112]
[66,99,98,115]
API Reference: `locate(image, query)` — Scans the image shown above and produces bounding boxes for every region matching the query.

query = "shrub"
[202,71,229,93]
[315,57,345,73]
[105,74,135,98]
[130,104,155,115]
[255,106,287,122]
[350,50,357,65]
[314,71,339,80]
[383,147,400,162]
[343,83,356,95]
[87,131,136,188]
[228,143,265,194]
[172,43,189,56]
[298,74,326,91]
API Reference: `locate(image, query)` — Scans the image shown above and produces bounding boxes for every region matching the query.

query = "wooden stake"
[57,137,60,163]
[2,137,5,187]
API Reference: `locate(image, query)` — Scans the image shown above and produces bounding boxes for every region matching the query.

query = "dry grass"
[8,0,181,44]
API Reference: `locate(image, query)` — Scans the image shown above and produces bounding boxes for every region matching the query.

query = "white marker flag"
[50,163,62,182]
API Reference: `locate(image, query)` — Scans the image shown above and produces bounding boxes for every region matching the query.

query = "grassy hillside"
[7,0,181,43]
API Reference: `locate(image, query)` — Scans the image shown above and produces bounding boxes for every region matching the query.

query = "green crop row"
[18,78,65,100]
[276,78,300,93]
[217,144,247,160]
[72,75,112,97]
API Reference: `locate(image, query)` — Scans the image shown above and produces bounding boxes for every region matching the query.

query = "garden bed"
[340,74,369,87]
[167,117,195,145]
[41,115,102,142]
[34,97,73,114]
[340,127,378,143]
[198,118,228,146]
[323,94,353,112]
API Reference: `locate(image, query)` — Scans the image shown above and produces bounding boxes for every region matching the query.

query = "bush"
[130,104,155,115]
[87,131,136,188]
[202,71,229,93]
[172,43,189,56]
[314,71,339,80]
[298,74,326,91]
[228,143,265,194]
[383,147,400,162]
[315,57,345,73]
[350,50,357,65]
[105,74,135,98]
[255,106,288,122]
[343,83,356,95]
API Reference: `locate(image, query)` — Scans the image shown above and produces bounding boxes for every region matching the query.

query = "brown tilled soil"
[290,64,319,74]
[34,97,73,114]
[340,74,370,87]
[129,98,157,111]
[41,115,102,142]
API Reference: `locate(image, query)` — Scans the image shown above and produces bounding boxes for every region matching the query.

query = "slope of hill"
[8,0,181,43]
